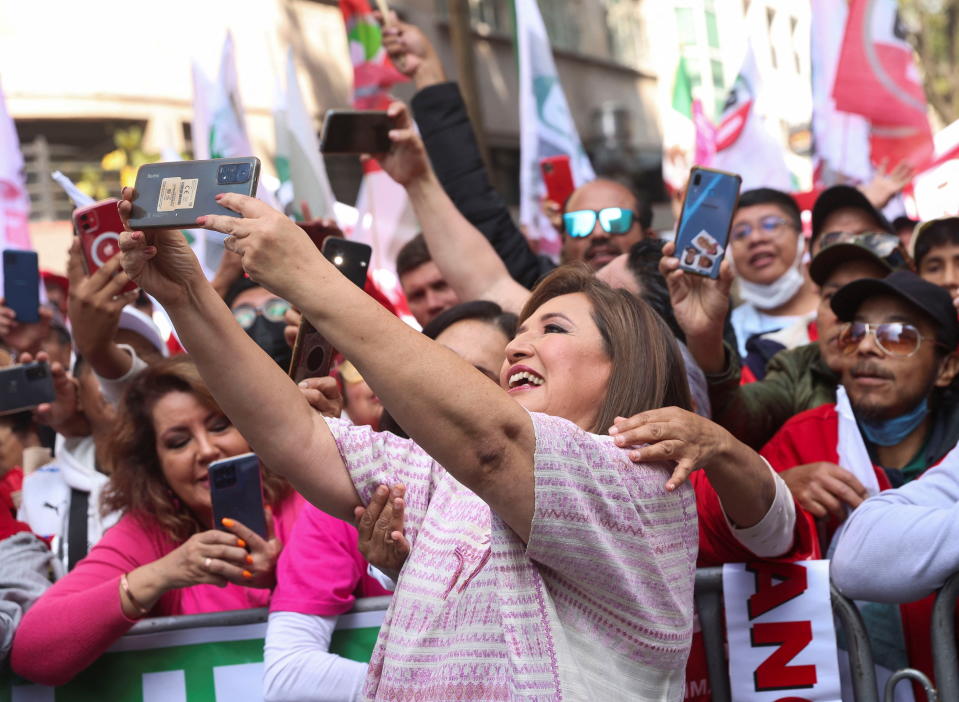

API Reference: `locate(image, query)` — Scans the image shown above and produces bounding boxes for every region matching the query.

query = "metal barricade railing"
[123,596,393,636]
[694,567,880,702]
[931,572,959,701]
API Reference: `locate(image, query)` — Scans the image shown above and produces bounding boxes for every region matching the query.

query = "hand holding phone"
[289,238,372,383]
[674,167,742,279]
[0,361,55,416]
[319,110,392,154]
[128,157,261,230]
[73,199,138,293]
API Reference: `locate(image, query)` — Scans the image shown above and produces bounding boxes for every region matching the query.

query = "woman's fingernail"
[195,216,207,225]
[242,570,253,579]
[236,538,246,549]
[614,435,624,446]
[245,555,254,565]
[222,518,235,528]
[215,193,225,200]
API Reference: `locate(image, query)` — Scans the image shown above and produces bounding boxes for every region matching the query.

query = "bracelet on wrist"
[120,572,150,617]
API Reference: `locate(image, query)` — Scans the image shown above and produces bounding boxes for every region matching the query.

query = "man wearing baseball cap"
[762,270,959,515]
[770,271,959,689]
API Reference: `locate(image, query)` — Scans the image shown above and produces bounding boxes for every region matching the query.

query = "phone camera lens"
[693,173,702,186]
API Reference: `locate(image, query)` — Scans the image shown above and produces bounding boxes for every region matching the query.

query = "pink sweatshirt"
[11,492,302,686]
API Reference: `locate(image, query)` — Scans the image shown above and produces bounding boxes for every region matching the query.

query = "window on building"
[604,0,649,69]
[675,7,697,46]
[705,10,720,49]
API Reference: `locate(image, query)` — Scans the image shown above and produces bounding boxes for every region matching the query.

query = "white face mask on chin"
[731,235,806,312]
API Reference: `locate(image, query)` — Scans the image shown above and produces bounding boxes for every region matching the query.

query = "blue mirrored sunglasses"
[562,207,636,238]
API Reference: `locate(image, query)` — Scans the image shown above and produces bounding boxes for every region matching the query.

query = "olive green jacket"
[706,342,839,450]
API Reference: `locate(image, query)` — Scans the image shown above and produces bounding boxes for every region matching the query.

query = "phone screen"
[675,167,742,279]
[320,111,392,154]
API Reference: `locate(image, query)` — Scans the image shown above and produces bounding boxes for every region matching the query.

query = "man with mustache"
[760,271,959,524]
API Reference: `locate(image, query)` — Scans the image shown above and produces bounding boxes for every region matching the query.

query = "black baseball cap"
[809,231,909,286]
[811,185,894,247]
[831,270,959,350]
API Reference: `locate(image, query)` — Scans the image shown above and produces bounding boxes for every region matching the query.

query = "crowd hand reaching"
[859,159,916,210]
[66,239,138,366]
[376,11,446,88]
[368,102,431,188]
[298,376,343,418]
[0,298,52,356]
[194,194,322,306]
[779,461,868,521]
[16,350,90,437]
[355,484,410,582]
[118,187,207,308]
[609,406,737,491]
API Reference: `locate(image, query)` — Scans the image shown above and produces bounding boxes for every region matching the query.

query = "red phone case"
[73,199,138,293]
[540,155,575,205]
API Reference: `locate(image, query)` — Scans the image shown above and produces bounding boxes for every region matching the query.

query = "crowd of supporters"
[2,13,959,702]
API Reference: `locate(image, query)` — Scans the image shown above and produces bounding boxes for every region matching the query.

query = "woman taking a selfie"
[11,356,301,686]
[115,103,781,700]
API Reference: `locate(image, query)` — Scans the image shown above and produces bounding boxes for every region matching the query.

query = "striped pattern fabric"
[326,412,698,701]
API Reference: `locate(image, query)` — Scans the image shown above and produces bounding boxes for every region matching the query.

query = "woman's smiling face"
[500,292,612,431]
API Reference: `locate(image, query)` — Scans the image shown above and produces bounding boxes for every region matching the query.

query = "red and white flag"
[712,47,793,192]
[0,76,32,290]
[832,0,933,167]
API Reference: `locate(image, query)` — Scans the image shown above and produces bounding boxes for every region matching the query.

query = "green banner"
[2,609,384,702]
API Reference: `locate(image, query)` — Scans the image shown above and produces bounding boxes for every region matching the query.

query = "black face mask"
[247,317,292,370]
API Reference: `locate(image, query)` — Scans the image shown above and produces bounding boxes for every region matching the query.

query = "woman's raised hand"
[609,406,736,491]
[118,188,206,308]
[195,193,322,306]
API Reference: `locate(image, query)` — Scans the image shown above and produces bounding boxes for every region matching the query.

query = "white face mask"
[730,234,806,311]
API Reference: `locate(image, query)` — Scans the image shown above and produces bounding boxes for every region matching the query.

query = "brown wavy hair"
[101,355,291,543]
[520,264,692,434]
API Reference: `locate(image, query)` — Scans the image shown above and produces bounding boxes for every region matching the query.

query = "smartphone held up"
[127,157,261,230]
[209,453,268,540]
[674,166,742,279]
[319,110,392,154]
[3,248,40,323]
[73,199,138,293]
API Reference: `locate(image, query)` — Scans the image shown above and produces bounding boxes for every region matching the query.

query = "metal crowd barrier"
[932,572,959,701]
[694,567,880,702]
[124,595,392,635]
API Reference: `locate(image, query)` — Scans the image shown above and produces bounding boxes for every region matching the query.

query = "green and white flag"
[273,50,337,222]
[516,0,595,259]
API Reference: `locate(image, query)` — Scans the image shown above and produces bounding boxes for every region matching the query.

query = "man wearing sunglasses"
[225,277,293,371]
[560,180,652,270]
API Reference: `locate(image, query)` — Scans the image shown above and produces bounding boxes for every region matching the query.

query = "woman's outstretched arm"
[121,190,538,540]
[117,211,360,521]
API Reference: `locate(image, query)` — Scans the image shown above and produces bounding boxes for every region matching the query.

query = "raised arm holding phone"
[114,124,702,698]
